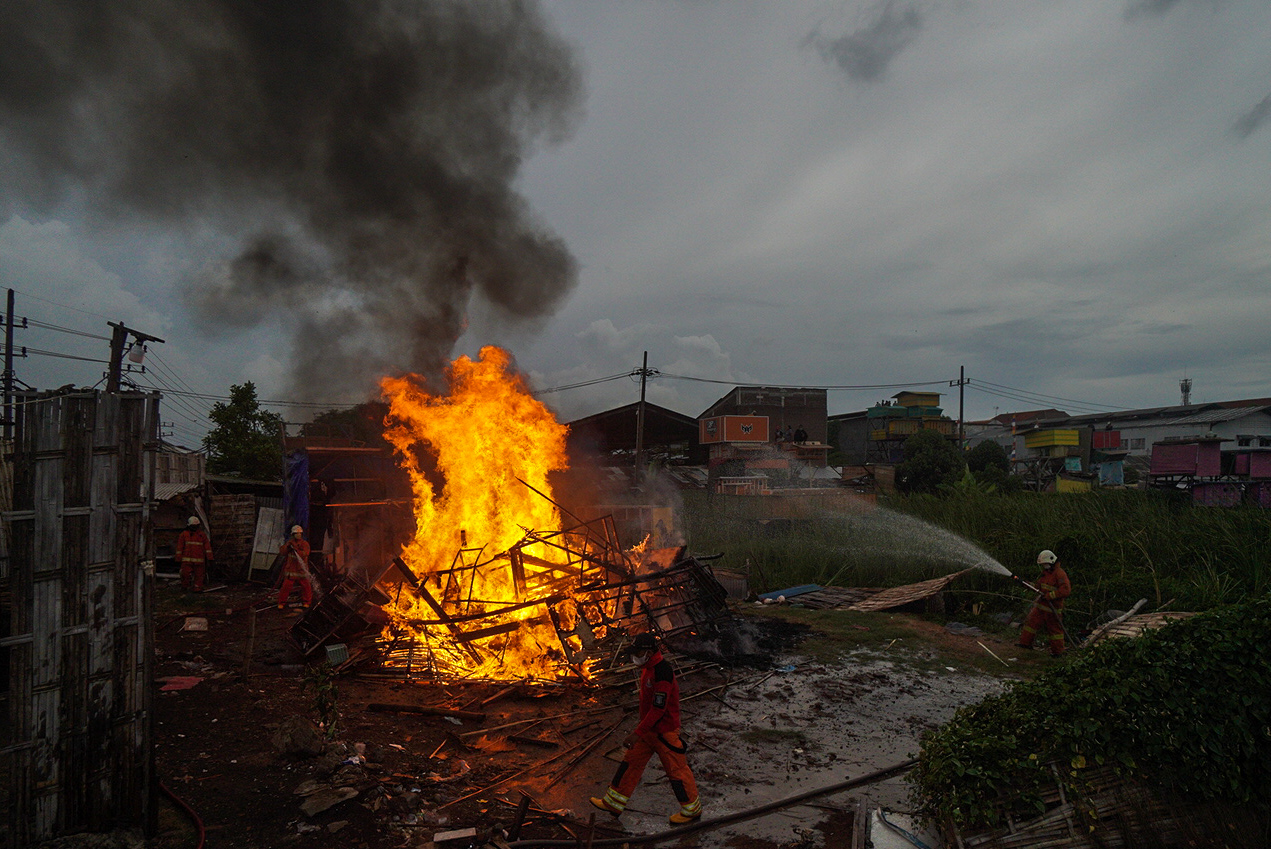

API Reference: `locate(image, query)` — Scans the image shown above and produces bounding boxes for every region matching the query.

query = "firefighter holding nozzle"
[1016,549,1071,656]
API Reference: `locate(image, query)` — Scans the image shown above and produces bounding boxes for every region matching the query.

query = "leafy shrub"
[896,430,965,495]
[908,595,1271,830]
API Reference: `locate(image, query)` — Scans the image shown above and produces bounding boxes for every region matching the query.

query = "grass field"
[682,488,1271,631]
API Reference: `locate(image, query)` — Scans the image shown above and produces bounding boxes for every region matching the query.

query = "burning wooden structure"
[291,507,732,684]
[287,346,733,684]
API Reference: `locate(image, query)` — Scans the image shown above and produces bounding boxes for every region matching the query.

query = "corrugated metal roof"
[154,481,200,501]
[1160,407,1268,427]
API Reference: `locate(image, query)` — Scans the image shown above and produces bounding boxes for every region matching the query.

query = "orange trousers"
[179,559,206,592]
[602,730,698,812]
[1019,603,1065,655]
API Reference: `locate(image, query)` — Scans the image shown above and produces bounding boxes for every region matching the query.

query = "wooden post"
[242,607,257,678]
[508,793,532,841]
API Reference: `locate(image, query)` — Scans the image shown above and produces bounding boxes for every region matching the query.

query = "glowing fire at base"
[380,346,583,680]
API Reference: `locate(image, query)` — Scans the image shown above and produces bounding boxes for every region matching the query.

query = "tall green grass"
[681,489,1271,629]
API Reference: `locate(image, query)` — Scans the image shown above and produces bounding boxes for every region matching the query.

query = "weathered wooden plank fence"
[0,389,158,847]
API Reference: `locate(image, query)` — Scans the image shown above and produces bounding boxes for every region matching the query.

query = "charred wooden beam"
[365,703,486,721]
[409,583,482,663]
[454,620,523,644]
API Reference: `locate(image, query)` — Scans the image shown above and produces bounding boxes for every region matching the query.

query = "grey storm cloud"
[0,0,583,400]
[1233,92,1271,138]
[1124,0,1186,18]
[809,1,924,84]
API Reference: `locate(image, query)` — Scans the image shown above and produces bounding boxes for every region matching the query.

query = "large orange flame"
[380,346,572,679]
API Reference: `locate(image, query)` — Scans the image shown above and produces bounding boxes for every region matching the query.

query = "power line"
[533,372,632,395]
[7,287,114,321]
[967,379,1127,415]
[23,318,111,341]
[656,372,949,391]
[130,383,359,410]
[3,345,111,364]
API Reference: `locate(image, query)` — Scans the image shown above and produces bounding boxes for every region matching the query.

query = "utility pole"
[3,289,14,440]
[949,366,968,450]
[634,351,649,472]
[106,322,166,393]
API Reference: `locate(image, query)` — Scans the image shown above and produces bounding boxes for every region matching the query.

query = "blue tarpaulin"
[284,451,310,533]
[758,584,822,601]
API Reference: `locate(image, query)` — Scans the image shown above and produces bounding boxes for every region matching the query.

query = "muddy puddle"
[534,647,1009,848]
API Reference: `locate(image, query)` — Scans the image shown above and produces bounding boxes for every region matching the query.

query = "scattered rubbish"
[977,641,1010,667]
[300,786,359,817]
[388,743,406,751]
[180,617,208,632]
[293,780,325,796]
[944,622,983,637]
[873,808,936,849]
[296,822,323,834]
[159,676,203,692]
[776,664,797,673]
[434,828,478,844]
[327,821,348,833]
[444,716,463,725]
[759,585,821,601]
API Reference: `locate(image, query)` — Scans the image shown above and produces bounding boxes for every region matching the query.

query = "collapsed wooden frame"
[291,507,732,684]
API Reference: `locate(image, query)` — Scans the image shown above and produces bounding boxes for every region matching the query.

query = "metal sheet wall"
[0,390,157,847]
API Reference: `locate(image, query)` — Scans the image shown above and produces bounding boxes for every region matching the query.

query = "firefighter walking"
[590,632,702,825]
[277,525,314,609]
[176,516,213,593]
[1017,549,1071,656]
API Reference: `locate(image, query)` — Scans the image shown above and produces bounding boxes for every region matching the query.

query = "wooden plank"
[250,507,286,575]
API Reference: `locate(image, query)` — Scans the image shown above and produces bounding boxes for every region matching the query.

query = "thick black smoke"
[807,1,924,84]
[0,1,582,399]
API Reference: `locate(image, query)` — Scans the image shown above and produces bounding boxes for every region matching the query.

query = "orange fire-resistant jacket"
[280,538,311,579]
[175,529,213,564]
[1037,564,1071,609]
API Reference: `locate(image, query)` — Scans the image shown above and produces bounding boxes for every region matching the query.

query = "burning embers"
[373,347,729,683]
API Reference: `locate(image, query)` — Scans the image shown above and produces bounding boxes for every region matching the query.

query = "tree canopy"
[895,429,965,495]
[966,439,1019,492]
[202,382,284,480]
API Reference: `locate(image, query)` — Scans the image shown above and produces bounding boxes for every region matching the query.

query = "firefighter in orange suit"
[591,632,702,825]
[1017,549,1071,656]
[176,516,213,593]
[277,525,313,609]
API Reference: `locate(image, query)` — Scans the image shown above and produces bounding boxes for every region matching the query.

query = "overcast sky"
[3,0,1270,447]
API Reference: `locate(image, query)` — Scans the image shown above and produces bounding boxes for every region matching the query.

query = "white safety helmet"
[1037,549,1058,566]
[187,516,200,526]
[291,525,304,535]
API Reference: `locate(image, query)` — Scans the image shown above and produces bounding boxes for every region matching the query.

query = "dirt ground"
[148,578,1026,849]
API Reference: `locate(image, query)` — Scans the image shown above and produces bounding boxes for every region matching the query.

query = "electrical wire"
[130,383,358,410]
[967,381,1122,416]
[656,372,949,391]
[970,379,1130,412]
[22,317,111,341]
[4,345,111,364]
[6,286,114,321]
[533,372,632,395]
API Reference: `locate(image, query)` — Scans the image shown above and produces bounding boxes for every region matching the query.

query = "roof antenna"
[1180,378,1192,406]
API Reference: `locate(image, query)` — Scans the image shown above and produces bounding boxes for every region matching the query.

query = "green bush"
[908,595,1271,830]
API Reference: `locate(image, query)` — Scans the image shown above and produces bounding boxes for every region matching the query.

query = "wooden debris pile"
[291,511,732,685]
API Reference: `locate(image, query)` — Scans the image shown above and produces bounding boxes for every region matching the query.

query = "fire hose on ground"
[505,757,919,848]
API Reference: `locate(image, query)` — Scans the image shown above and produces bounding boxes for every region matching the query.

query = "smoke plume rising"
[0,1,583,399]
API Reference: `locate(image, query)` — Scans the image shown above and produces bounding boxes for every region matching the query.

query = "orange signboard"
[700,415,769,444]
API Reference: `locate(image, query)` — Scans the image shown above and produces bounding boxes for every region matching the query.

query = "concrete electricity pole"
[634,351,649,471]
[106,321,166,393]
[949,366,968,450]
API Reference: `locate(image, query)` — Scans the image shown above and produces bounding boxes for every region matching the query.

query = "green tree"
[203,382,284,480]
[895,429,965,495]
[966,439,1019,493]
[301,401,391,449]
